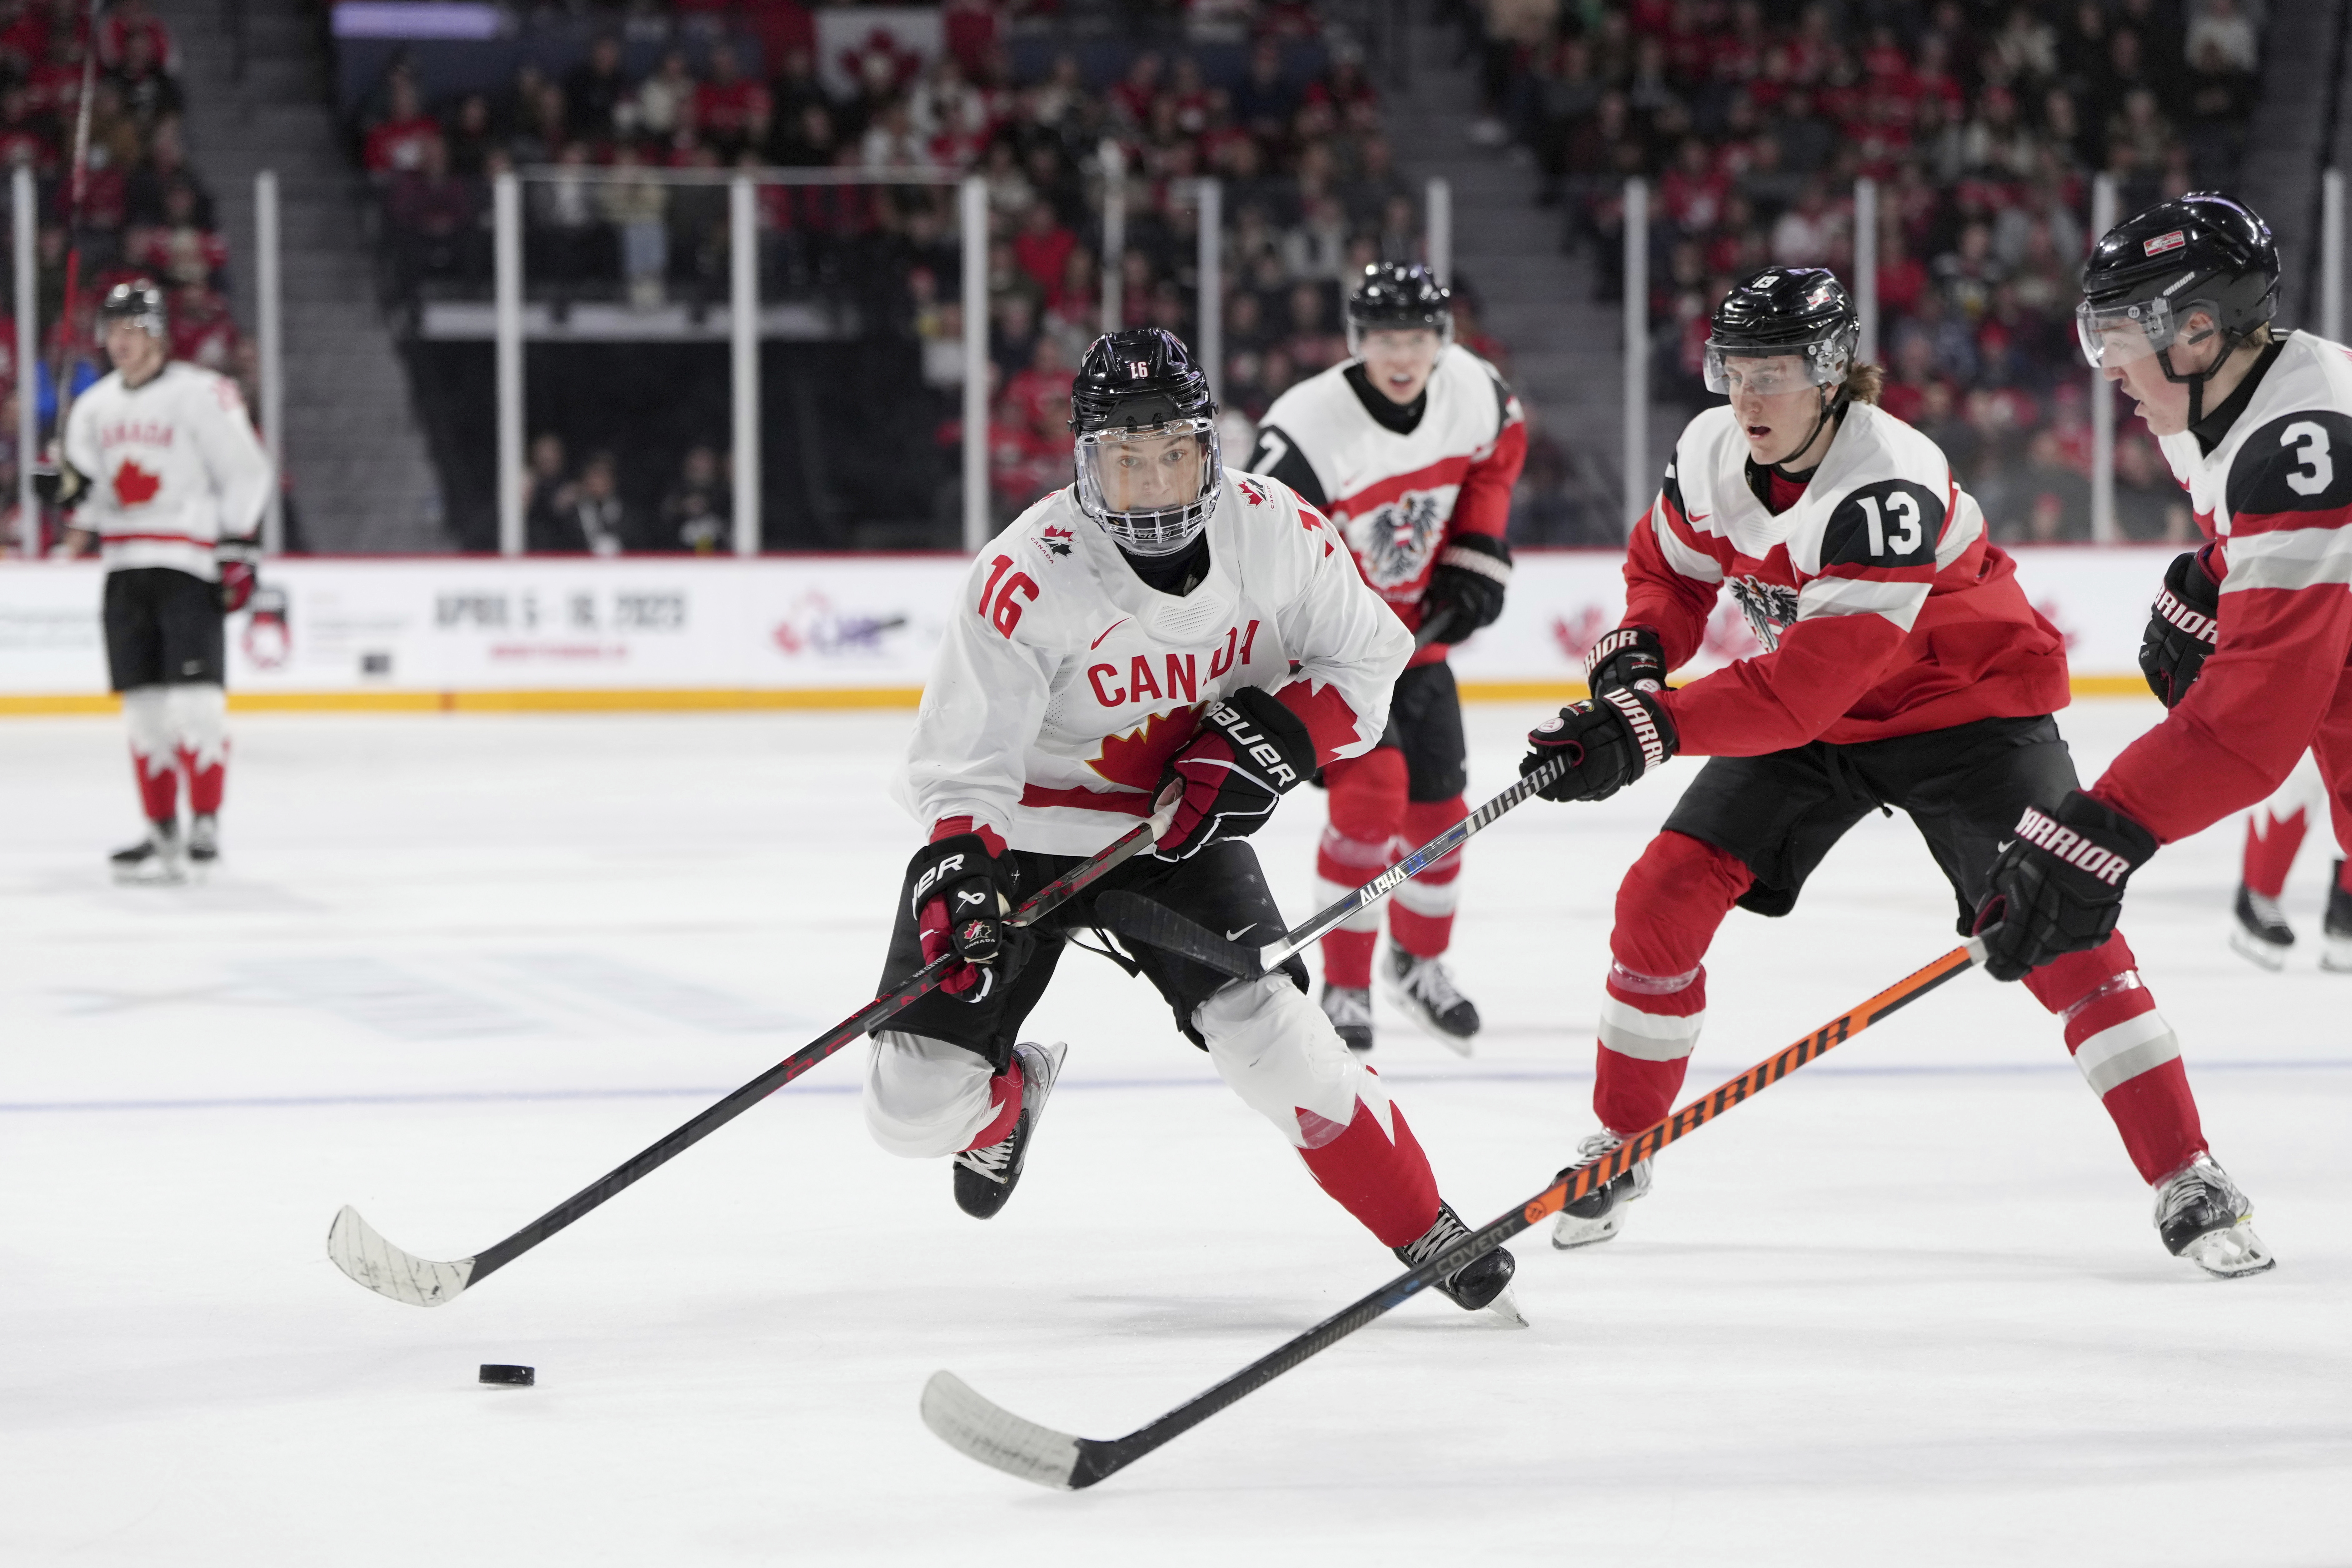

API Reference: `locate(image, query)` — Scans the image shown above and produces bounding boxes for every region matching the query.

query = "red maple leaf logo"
[112,459,161,507]
[1086,706,1201,789]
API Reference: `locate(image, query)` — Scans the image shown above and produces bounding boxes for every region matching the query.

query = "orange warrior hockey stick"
[923,937,1988,1489]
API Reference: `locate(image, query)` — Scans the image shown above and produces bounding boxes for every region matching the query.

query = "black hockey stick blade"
[1096,890,1265,979]
[921,938,1986,1489]
[328,816,1166,1308]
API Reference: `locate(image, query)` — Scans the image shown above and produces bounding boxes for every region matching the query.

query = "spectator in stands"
[569,450,628,557]
[443,93,497,179]
[697,42,770,160]
[565,35,629,143]
[632,51,698,145]
[364,76,441,176]
[599,144,669,309]
[383,135,480,288]
[109,27,180,134]
[661,444,732,553]
[523,434,579,552]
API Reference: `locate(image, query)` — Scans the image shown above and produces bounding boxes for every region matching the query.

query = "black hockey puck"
[479,1363,535,1386]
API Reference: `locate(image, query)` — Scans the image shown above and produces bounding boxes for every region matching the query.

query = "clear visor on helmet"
[1073,417,1221,556]
[2074,294,2216,369]
[1703,344,1839,396]
[1344,314,1454,358]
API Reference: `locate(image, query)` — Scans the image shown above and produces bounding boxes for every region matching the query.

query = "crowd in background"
[1452,0,2265,542]
[0,0,254,550]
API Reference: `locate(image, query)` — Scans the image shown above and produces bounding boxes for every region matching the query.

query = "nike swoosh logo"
[1995,840,2014,855]
[1686,511,1710,523]
[1091,619,1130,650]
[1225,926,1254,941]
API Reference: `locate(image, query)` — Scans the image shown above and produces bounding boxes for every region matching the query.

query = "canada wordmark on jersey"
[1246,345,1525,660]
[896,471,1414,857]
[63,361,273,582]
[2093,330,2352,843]
[1626,399,2070,756]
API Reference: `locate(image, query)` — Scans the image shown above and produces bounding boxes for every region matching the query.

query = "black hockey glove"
[2138,545,2221,708]
[1585,623,1667,696]
[216,538,260,614]
[1519,687,1678,803]
[1155,686,1317,859]
[31,455,87,511]
[907,833,1033,1002]
[1971,792,2158,983]
[1416,533,1512,646]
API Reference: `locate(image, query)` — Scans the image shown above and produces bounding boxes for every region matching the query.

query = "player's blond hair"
[1842,362,1887,406]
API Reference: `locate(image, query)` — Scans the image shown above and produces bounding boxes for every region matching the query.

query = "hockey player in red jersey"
[866,328,1520,1320]
[1514,266,2270,1277]
[1245,264,1526,1055]
[1982,194,2352,1159]
[2225,751,2352,970]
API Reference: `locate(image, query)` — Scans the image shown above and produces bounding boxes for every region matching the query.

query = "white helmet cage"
[1072,416,1222,556]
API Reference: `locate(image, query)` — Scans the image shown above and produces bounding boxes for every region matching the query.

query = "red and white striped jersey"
[896,470,1412,857]
[62,361,272,582]
[1622,400,2070,756]
[2093,330,2352,842]
[1246,345,1526,666]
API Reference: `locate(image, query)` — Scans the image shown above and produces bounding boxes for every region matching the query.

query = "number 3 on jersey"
[1825,479,1944,569]
[977,554,1039,637]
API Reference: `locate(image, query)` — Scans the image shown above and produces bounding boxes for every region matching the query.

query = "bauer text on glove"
[906,831,1032,1002]
[1154,686,1318,858]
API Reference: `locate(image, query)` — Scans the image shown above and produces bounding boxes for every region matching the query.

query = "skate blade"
[2227,927,2290,972]
[1383,985,1478,1057]
[113,864,187,888]
[2180,1221,2277,1279]
[2320,936,2352,974]
[1481,1284,1530,1328]
[1550,1209,1623,1251]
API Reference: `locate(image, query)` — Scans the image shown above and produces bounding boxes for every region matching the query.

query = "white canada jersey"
[897,471,1413,856]
[62,361,273,581]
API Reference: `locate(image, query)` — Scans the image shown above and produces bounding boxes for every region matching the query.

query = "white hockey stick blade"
[920,1371,1083,1490]
[327,1205,474,1307]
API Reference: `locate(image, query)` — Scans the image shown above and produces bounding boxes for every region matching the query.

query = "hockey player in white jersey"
[1246,265,1526,1055]
[56,281,272,883]
[867,328,1520,1318]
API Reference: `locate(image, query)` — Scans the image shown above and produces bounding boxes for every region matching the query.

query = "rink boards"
[0,547,2170,712]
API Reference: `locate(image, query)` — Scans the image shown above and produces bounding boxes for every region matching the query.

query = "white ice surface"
[2,700,2346,1565]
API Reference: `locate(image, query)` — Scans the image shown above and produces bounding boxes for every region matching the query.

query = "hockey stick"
[328,810,1171,1307]
[1099,752,1570,980]
[921,936,1987,1489]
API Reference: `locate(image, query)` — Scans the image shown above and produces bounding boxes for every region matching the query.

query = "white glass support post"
[961,175,989,553]
[1196,177,1222,403]
[1623,177,1648,533]
[493,170,523,558]
[13,166,34,555]
[254,170,284,555]
[2090,173,2118,544]
[1100,139,1125,335]
[1426,176,1452,286]
[1853,176,1878,366]
[729,175,761,558]
[2324,168,2345,344]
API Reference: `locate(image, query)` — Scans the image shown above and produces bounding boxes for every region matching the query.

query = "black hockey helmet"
[1345,262,1453,353]
[1069,328,1221,557]
[2076,193,2278,421]
[98,279,168,341]
[1703,266,1859,394]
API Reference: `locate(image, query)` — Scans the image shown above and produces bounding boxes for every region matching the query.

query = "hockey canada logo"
[1729,575,1800,651]
[1345,491,1446,590]
[1040,525,1076,558]
[2142,229,2187,257]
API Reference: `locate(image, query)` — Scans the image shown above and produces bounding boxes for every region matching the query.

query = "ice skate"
[1321,982,1373,1054]
[1551,1130,1653,1250]
[185,814,219,879]
[2323,862,2352,973]
[2228,884,2293,970]
[2153,1153,2275,1278]
[1382,944,1480,1056]
[1396,1202,1525,1325]
[110,820,185,886]
[953,1041,1066,1220]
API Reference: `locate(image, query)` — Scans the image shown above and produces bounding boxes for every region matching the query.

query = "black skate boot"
[1396,1202,1525,1325]
[2324,860,2352,974]
[2228,883,2293,970]
[110,819,185,886]
[1551,1130,1653,1250]
[186,813,220,875]
[2153,1153,2275,1278]
[1382,944,1480,1056]
[953,1040,1066,1220]
[1321,982,1373,1054]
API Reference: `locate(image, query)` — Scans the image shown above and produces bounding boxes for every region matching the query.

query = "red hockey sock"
[2242,807,2306,899]
[1595,832,1748,1133]
[1317,749,1407,989]
[1296,1093,1442,1249]
[1317,927,1378,990]
[963,1062,1023,1151]
[131,751,177,823]
[179,747,225,816]
[1391,796,1469,958]
[2023,933,2206,1183]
